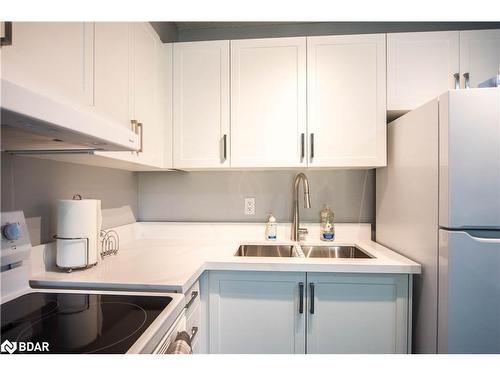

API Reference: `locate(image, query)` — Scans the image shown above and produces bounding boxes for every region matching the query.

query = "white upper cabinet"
[230,37,307,168]
[94,22,134,128]
[1,22,94,107]
[307,34,386,168]
[173,41,230,169]
[94,23,168,170]
[387,31,460,112]
[160,43,174,169]
[460,29,500,88]
[133,23,164,168]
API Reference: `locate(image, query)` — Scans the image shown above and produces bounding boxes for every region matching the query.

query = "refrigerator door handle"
[464,232,500,244]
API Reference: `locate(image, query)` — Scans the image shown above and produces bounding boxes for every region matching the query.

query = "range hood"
[1,79,139,154]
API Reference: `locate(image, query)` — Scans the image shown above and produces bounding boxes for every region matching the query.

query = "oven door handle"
[190,326,198,342]
[185,291,198,310]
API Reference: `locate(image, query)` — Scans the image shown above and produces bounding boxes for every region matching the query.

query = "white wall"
[1,154,138,245]
[138,170,374,225]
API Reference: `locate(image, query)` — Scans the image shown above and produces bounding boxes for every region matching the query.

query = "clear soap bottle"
[320,205,335,241]
[265,213,277,241]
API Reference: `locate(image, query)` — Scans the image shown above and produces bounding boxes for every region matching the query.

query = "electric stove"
[0,290,184,354]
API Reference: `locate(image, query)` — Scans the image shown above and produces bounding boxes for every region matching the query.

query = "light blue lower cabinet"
[306,273,409,354]
[208,271,306,354]
[207,271,410,354]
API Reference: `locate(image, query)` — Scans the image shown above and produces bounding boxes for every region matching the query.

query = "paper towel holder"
[53,235,95,272]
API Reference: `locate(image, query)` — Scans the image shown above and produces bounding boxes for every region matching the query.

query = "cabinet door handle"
[310,133,315,162]
[1,22,12,47]
[300,133,305,162]
[222,134,227,162]
[463,72,470,89]
[309,283,315,314]
[453,73,460,89]
[136,122,143,153]
[185,291,198,310]
[298,282,304,314]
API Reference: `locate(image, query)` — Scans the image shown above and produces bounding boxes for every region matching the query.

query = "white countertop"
[29,222,421,293]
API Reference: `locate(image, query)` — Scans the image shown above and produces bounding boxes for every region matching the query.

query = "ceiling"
[174,22,301,30]
[151,21,500,43]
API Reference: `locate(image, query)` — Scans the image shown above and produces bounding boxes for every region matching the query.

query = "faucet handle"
[298,228,308,241]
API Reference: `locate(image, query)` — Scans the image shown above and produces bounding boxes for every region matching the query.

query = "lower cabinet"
[207,271,410,354]
[306,273,409,354]
[208,271,306,354]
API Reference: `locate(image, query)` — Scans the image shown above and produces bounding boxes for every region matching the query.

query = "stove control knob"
[2,223,21,241]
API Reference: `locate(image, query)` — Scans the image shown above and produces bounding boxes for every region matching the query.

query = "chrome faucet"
[291,173,311,241]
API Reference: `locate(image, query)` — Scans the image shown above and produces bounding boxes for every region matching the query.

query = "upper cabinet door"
[94,22,134,128]
[173,41,230,169]
[230,37,307,168]
[1,22,94,107]
[307,34,386,168]
[387,31,459,112]
[133,23,164,168]
[460,29,500,89]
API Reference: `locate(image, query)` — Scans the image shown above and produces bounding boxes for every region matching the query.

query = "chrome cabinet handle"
[453,73,460,89]
[309,283,315,314]
[298,282,304,314]
[130,120,142,154]
[300,133,305,162]
[1,22,12,46]
[190,326,198,342]
[310,133,315,162]
[185,291,198,310]
[222,134,227,162]
[463,72,470,89]
[136,122,143,153]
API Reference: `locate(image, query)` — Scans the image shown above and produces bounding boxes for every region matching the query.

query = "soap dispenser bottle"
[265,213,277,241]
[320,205,335,241]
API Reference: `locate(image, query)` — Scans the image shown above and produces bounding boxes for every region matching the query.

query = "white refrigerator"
[376,88,500,353]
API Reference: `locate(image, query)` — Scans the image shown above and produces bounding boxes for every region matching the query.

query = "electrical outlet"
[244,197,255,215]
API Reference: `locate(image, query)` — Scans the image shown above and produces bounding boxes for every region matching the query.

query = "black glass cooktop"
[1,292,172,354]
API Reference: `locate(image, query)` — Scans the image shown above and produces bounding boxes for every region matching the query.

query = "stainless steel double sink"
[234,244,374,259]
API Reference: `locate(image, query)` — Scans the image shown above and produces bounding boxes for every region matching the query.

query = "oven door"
[154,310,190,354]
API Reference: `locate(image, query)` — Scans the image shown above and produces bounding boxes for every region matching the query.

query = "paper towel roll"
[56,199,102,269]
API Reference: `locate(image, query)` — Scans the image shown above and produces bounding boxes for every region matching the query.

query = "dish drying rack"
[100,229,119,258]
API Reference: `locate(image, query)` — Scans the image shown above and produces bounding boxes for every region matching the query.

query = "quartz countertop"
[29,222,421,293]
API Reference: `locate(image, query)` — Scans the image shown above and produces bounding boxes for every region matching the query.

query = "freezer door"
[438,229,500,353]
[439,88,500,229]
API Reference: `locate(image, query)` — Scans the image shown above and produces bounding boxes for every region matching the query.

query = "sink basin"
[301,245,374,259]
[234,245,296,257]
[234,244,374,259]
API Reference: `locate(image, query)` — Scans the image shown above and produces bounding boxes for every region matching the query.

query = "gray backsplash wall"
[1,156,375,245]
[138,170,375,226]
[1,154,138,245]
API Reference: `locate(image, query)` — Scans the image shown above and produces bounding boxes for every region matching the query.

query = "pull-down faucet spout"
[291,173,311,241]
